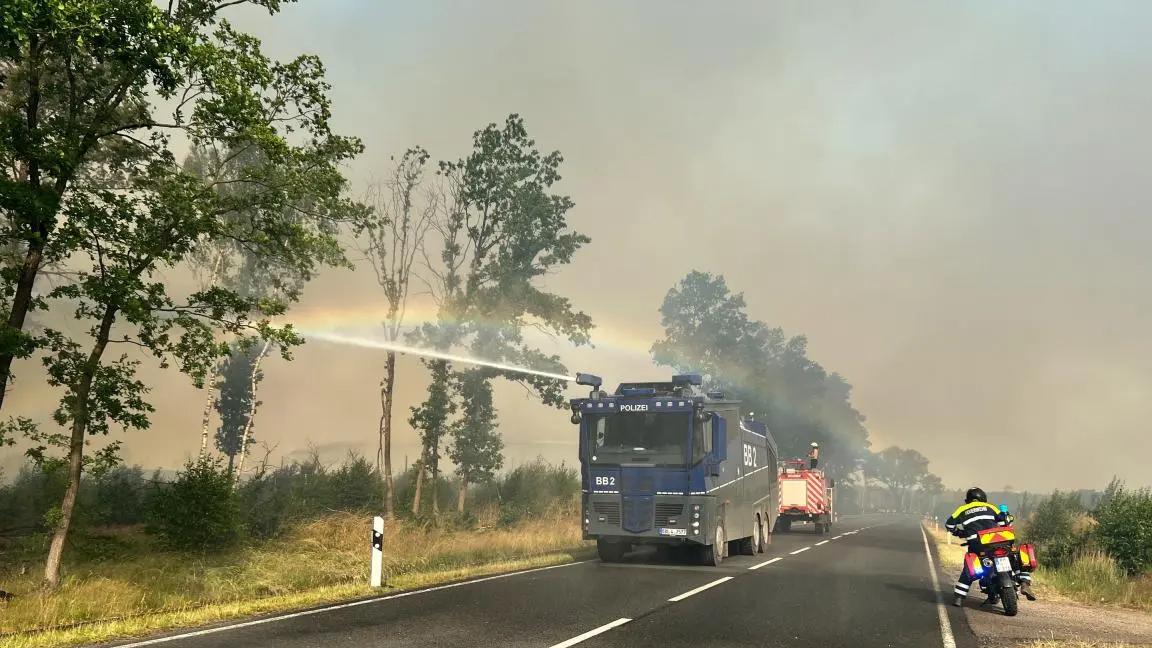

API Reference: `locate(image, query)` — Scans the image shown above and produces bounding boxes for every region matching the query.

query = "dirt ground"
[948,570,1152,647]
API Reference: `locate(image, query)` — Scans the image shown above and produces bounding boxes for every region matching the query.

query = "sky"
[5,0,1152,491]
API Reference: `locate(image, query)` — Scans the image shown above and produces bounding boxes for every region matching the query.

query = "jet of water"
[303,331,576,382]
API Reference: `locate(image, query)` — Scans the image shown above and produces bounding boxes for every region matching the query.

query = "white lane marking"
[920,524,958,648]
[549,618,632,648]
[668,576,734,602]
[111,560,595,648]
[831,535,844,539]
[815,540,829,546]
[748,556,784,570]
[789,547,811,555]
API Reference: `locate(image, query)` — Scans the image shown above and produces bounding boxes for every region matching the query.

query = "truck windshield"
[587,412,689,465]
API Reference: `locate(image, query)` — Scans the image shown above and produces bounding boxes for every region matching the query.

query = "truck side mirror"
[712,416,727,462]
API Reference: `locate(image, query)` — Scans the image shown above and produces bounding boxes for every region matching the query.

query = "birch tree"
[361,148,434,517]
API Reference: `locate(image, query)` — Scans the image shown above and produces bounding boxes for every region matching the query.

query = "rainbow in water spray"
[303,330,577,382]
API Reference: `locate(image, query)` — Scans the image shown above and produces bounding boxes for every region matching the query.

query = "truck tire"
[999,573,1019,617]
[755,515,767,553]
[738,531,756,556]
[700,525,725,566]
[597,539,628,563]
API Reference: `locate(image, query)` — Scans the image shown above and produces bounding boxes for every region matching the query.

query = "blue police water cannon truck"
[570,373,779,566]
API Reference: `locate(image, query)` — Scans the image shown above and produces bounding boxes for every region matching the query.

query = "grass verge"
[0,511,591,648]
[1022,636,1147,641]
[924,524,1152,612]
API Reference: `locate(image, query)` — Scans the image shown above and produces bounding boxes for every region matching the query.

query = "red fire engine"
[776,458,834,534]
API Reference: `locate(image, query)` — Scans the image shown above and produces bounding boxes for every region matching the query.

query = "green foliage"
[410,115,592,509]
[89,465,148,526]
[147,456,241,552]
[237,451,381,539]
[448,369,503,492]
[214,341,264,471]
[408,359,455,498]
[0,463,69,535]
[472,459,579,526]
[1093,480,1152,575]
[651,271,870,478]
[1023,490,1090,568]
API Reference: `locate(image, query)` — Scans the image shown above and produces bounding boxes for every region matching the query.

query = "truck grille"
[655,503,684,526]
[592,501,620,525]
[622,496,654,533]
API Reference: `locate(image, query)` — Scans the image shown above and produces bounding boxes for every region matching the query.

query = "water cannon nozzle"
[575,373,602,389]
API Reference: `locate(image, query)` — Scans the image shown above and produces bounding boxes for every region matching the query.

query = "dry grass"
[0,510,590,648]
[1022,636,1147,641]
[925,523,1152,612]
[1043,551,1152,611]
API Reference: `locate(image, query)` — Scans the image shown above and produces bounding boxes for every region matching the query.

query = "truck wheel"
[700,525,725,566]
[755,515,767,553]
[738,531,756,556]
[775,517,791,533]
[597,539,627,563]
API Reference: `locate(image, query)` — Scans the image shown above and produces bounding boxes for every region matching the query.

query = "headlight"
[692,521,700,527]
[693,512,700,519]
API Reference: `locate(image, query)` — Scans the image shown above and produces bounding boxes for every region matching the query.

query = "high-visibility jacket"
[945,501,1003,550]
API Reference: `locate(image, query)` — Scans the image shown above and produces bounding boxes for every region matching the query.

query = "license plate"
[658,528,686,537]
[994,556,1012,573]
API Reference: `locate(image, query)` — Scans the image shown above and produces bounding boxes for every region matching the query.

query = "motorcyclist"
[946,487,1008,607]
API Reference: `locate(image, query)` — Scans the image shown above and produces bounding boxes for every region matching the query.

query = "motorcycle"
[963,525,1037,616]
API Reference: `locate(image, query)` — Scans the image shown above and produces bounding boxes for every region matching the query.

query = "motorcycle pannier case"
[964,552,983,576]
[1018,543,1038,571]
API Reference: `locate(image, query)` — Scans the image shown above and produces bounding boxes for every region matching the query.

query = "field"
[0,511,590,648]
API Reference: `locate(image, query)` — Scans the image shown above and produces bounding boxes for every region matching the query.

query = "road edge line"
[919,523,958,648]
[108,559,595,648]
[668,576,734,602]
[548,618,632,648]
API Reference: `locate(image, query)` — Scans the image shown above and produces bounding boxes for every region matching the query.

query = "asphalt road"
[107,514,978,648]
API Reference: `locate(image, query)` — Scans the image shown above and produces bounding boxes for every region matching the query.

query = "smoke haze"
[5,1,1151,491]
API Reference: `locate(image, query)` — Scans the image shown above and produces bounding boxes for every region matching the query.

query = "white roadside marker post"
[370,515,384,588]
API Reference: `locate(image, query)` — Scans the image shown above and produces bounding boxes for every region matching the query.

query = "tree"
[448,368,502,512]
[870,447,931,512]
[13,1,366,588]
[214,341,264,474]
[651,271,870,481]
[412,115,593,512]
[361,147,434,518]
[0,1,349,410]
[407,359,454,515]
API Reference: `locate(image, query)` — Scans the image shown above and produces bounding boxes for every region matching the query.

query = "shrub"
[90,465,148,526]
[147,456,242,552]
[1093,480,1152,576]
[1022,490,1092,568]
